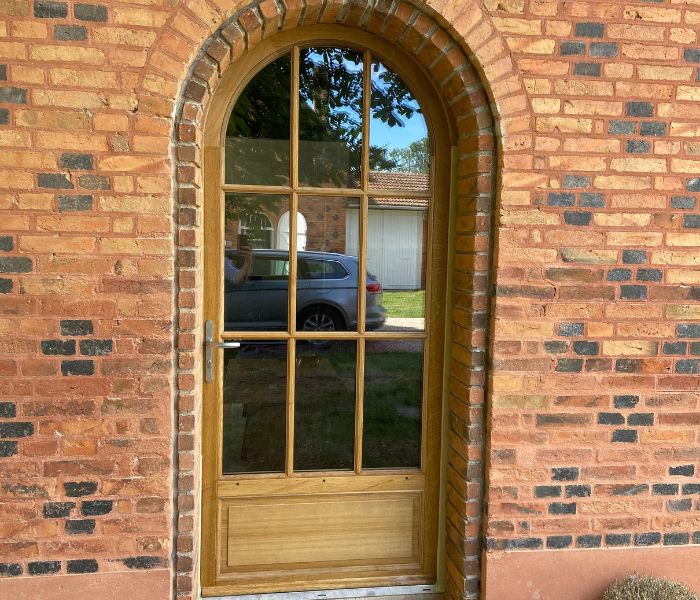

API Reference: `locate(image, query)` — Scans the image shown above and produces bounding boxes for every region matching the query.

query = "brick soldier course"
[0,0,699,599]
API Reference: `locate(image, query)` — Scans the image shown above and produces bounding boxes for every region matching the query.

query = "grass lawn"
[381,290,425,318]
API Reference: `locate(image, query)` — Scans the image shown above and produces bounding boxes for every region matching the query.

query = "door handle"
[204,320,240,383]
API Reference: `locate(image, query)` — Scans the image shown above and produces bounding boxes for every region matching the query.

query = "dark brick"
[0,441,18,456]
[504,538,543,550]
[615,359,642,373]
[547,535,572,549]
[65,519,95,534]
[33,0,67,17]
[549,502,576,515]
[580,192,605,207]
[652,483,679,496]
[612,429,638,443]
[605,533,631,547]
[622,250,647,264]
[0,236,12,252]
[0,422,33,438]
[564,211,591,226]
[670,465,695,477]
[81,500,112,516]
[535,485,561,498]
[576,535,601,548]
[60,320,93,337]
[667,499,692,512]
[60,153,93,170]
[695,532,700,545]
[692,342,700,355]
[614,395,639,409]
[552,467,579,481]
[637,268,662,282]
[0,109,9,125]
[640,122,667,137]
[38,173,72,189]
[626,139,650,154]
[672,196,696,210]
[58,194,93,212]
[43,501,75,518]
[79,339,112,356]
[0,279,11,293]
[54,24,87,41]
[0,563,22,577]
[635,532,661,546]
[678,324,700,338]
[685,48,700,63]
[573,62,601,77]
[0,402,15,418]
[548,192,575,207]
[607,268,632,281]
[626,101,654,118]
[74,3,108,21]
[676,359,699,374]
[573,341,598,356]
[61,360,94,376]
[67,559,98,574]
[28,561,61,576]
[559,322,584,337]
[121,556,164,569]
[0,257,32,273]
[544,341,568,354]
[682,484,700,495]
[0,87,27,104]
[590,42,618,57]
[64,481,98,497]
[0,65,6,81]
[627,413,653,426]
[560,41,585,55]
[575,22,604,38]
[78,174,109,190]
[608,120,636,135]
[621,285,647,300]
[611,484,648,496]
[563,175,589,189]
[556,358,583,372]
[598,412,624,425]
[687,178,700,192]
[41,339,76,356]
[565,485,591,498]
[684,215,700,229]
[538,414,589,426]
[663,532,689,546]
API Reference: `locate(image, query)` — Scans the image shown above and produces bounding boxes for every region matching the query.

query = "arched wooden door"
[202,26,454,597]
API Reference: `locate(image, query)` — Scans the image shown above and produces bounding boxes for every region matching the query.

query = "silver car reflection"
[224,249,387,331]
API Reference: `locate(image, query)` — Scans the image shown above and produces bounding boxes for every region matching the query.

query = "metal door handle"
[204,320,240,382]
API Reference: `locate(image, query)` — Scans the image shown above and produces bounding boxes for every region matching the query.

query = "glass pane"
[294,340,356,471]
[369,60,429,193]
[296,196,363,333]
[224,193,289,331]
[299,47,363,188]
[222,341,287,474]
[225,54,291,185]
[362,206,426,332]
[363,340,423,469]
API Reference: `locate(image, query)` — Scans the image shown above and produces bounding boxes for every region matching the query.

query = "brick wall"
[0,0,698,599]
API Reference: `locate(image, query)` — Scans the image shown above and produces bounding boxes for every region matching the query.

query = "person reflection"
[225,241,253,285]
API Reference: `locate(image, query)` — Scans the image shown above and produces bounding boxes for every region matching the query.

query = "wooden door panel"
[224,493,420,569]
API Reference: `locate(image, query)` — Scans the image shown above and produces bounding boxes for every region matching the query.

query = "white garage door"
[346,208,424,290]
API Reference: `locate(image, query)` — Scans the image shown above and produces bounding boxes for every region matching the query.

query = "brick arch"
[162,3,530,600]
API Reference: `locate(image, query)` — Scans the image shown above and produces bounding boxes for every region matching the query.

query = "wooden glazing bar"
[221,330,428,341]
[221,184,431,199]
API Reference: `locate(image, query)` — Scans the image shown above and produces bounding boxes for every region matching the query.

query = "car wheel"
[298,306,344,332]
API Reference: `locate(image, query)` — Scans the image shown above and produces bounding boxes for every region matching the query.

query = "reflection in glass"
[295,341,356,470]
[299,47,363,188]
[363,340,423,469]
[224,193,289,331]
[225,54,291,185]
[296,196,360,333]
[222,342,287,474]
[369,60,429,192]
